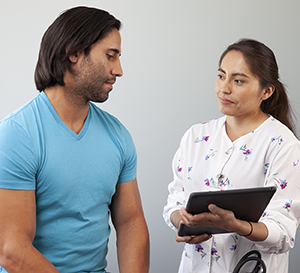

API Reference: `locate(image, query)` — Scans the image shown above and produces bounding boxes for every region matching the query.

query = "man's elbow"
[0,241,25,272]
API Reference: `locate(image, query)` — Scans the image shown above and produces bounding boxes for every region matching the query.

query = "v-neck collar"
[223,115,271,144]
[41,91,90,140]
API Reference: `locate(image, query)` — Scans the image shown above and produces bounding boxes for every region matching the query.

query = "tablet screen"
[178,186,276,236]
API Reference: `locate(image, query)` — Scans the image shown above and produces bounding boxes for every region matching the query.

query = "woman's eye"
[235,79,243,84]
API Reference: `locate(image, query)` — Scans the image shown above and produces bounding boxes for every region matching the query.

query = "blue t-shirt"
[0,92,137,272]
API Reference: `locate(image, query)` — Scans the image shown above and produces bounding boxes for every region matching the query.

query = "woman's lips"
[219,97,234,104]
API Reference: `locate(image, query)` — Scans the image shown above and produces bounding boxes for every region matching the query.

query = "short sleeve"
[0,119,37,190]
[118,128,137,183]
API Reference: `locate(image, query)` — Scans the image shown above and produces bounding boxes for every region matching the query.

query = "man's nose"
[112,59,123,77]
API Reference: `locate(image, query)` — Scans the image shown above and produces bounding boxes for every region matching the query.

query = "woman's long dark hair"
[219,39,296,135]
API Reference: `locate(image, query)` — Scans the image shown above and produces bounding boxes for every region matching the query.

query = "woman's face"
[215,50,267,119]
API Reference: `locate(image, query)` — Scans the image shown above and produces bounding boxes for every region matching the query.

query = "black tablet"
[178,186,276,236]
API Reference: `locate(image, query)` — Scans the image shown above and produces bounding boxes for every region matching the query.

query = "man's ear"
[66,44,82,64]
[262,84,275,101]
[69,52,79,64]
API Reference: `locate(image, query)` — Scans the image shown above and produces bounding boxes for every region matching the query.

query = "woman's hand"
[175,226,212,244]
[171,204,266,244]
[172,205,268,244]
[173,204,236,244]
[170,209,214,245]
[179,204,238,232]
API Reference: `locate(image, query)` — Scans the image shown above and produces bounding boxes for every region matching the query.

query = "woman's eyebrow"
[218,68,249,78]
[218,68,226,74]
[231,72,250,78]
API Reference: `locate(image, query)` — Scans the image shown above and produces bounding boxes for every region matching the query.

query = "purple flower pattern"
[230,235,238,251]
[275,177,288,190]
[195,244,207,259]
[211,247,220,261]
[205,149,217,161]
[283,200,292,213]
[240,144,252,161]
[271,135,283,145]
[187,166,193,180]
[195,136,210,143]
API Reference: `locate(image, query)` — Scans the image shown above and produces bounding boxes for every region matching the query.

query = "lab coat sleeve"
[256,138,300,253]
[163,133,187,232]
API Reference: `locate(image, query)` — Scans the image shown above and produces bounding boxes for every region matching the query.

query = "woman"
[163,39,300,273]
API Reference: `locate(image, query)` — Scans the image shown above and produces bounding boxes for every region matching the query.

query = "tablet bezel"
[177,186,276,236]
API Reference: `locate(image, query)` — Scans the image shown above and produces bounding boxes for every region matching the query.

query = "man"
[0,6,149,273]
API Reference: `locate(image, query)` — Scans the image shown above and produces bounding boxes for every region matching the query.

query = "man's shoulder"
[0,93,48,143]
[89,104,136,155]
[89,103,128,132]
[1,93,44,124]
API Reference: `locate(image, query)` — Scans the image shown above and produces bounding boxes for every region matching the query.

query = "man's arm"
[110,178,150,273]
[0,189,59,272]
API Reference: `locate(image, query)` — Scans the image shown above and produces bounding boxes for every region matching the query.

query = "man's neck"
[44,86,89,134]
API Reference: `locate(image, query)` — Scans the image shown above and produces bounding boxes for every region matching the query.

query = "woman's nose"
[220,80,231,94]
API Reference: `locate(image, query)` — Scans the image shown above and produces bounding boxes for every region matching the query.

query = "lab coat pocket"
[178,246,193,273]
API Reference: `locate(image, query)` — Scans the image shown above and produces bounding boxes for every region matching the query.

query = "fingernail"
[186,236,192,242]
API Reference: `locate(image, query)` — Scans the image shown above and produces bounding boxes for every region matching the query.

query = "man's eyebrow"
[218,68,249,78]
[108,48,121,56]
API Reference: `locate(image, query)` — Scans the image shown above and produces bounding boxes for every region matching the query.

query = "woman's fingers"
[176,233,212,244]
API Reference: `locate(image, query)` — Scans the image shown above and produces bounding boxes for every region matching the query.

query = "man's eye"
[107,54,114,60]
[217,74,224,80]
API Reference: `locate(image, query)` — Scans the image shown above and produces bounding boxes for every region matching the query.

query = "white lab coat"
[163,116,300,273]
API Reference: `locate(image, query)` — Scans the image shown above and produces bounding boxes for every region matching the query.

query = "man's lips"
[105,80,115,89]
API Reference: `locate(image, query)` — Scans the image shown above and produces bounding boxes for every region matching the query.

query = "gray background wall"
[1,0,299,272]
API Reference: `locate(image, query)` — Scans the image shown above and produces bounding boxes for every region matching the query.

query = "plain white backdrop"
[1,1,299,272]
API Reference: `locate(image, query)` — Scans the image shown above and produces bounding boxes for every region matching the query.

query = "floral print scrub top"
[163,116,300,273]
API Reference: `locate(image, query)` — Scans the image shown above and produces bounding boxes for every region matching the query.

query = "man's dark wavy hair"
[34,6,121,91]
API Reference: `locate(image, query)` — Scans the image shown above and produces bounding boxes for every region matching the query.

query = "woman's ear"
[262,84,275,101]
